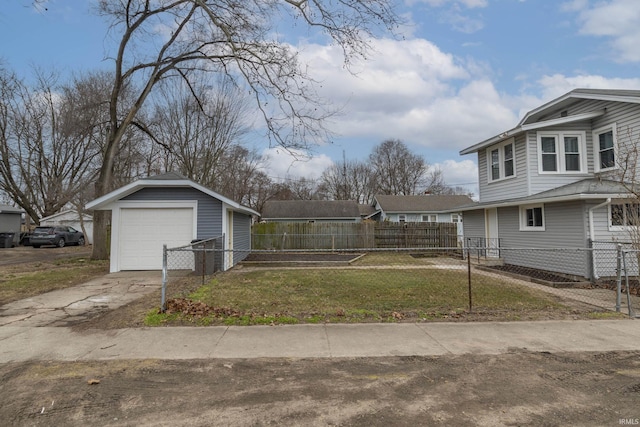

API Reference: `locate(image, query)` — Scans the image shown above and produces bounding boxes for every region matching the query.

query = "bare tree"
[369,139,429,195]
[149,75,252,186]
[90,0,401,259]
[321,158,374,203]
[0,67,103,223]
[211,145,267,205]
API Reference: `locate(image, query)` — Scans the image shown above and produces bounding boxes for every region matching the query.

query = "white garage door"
[118,207,194,270]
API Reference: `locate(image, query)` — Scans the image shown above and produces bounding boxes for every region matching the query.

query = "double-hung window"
[487,139,515,182]
[537,131,586,174]
[593,124,617,172]
[519,204,545,231]
[610,202,640,228]
[422,214,437,222]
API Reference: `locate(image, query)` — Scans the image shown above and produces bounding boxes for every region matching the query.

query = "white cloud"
[537,73,640,101]
[260,148,334,181]
[434,159,479,197]
[569,0,640,62]
[408,0,487,8]
[297,39,518,151]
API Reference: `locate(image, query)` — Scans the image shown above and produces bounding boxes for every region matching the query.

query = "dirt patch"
[0,245,92,267]
[2,351,639,426]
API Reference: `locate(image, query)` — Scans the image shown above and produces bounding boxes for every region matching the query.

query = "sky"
[3,0,640,198]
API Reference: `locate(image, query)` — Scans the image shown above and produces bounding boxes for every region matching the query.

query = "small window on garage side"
[398,214,406,222]
[520,204,545,231]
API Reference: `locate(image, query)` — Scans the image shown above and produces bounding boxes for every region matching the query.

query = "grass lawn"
[148,259,585,326]
[0,257,109,306]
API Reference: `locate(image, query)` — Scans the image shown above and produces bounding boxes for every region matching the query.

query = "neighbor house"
[260,200,361,223]
[458,88,640,279]
[86,172,258,273]
[0,204,22,247]
[40,210,94,244]
[371,194,473,224]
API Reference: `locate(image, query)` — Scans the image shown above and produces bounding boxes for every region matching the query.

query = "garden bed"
[240,252,364,267]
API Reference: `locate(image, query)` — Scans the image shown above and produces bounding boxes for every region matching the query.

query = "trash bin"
[191,239,216,275]
[0,232,15,248]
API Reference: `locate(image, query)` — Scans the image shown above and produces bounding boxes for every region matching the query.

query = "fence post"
[622,250,636,318]
[616,243,622,312]
[467,246,472,312]
[161,244,167,313]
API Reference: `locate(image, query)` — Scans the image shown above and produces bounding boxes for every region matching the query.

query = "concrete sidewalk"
[1,320,639,363]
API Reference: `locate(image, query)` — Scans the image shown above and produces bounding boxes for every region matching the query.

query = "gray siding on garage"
[233,211,252,264]
[497,201,590,278]
[122,187,223,239]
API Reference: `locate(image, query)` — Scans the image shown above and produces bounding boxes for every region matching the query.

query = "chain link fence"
[159,244,640,319]
[161,235,224,311]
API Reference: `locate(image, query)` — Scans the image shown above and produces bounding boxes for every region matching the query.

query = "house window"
[594,124,617,172]
[451,213,462,223]
[487,139,515,182]
[537,131,586,174]
[610,203,640,227]
[398,214,406,222]
[519,204,545,231]
[422,214,437,222]
[540,136,557,172]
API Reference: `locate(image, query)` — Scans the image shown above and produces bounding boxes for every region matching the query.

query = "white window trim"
[398,214,406,222]
[486,138,516,183]
[593,123,618,173]
[536,131,587,174]
[451,213,462,223]
[608,202,640,231]
[519,204,545,231]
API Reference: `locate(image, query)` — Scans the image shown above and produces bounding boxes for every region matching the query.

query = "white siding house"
[459,89,640,280]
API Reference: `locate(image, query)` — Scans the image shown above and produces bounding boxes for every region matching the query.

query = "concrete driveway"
[0,271,161,327]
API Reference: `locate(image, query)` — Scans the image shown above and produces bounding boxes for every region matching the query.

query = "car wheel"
[57,238,65,248]
[32,244,40,248]
[77,237,85,246]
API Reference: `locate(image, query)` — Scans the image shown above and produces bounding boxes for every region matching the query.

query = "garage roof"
[86,172,259,216]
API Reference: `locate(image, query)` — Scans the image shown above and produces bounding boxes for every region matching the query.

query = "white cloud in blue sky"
[3,0,640,196]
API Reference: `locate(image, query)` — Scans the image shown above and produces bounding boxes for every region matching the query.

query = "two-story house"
[459,89,640,280]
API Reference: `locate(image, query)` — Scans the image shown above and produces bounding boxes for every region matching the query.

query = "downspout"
[588,198,611,280]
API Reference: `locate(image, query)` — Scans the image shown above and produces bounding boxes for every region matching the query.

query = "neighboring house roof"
[86,172,259,216]
[460,88,640,155]
[0,204,23,214]
[374,194,474,213]
[40,210,93,223]
[456,178,630,211]
[358,204,378,218]
[261,200,360,220]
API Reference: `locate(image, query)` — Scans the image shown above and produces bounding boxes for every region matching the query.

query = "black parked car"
[30,226,85,248]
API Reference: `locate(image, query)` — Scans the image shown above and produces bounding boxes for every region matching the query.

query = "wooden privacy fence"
[251,222,459,250]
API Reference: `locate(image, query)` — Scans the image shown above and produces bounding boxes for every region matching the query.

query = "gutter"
[588,198,611,280]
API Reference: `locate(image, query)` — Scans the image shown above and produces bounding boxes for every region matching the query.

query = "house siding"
[122,187,223,238]
[476,100,640,201]
[497,201,590,277]
[461,209,485,240]
[233,211,251,264]
[478,133,528,202]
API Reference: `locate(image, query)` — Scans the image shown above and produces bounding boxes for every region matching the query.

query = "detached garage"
[86,172,258,273]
